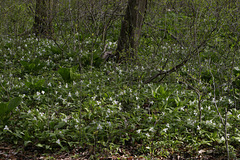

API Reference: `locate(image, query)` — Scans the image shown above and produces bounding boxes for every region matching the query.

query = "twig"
[210,66,229,160]
[144,22,185,48]
[144,27,217,84]
[178,79,202,122]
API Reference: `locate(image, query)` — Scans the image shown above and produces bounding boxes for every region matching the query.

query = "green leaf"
[58,67,72,83]
[20,61,28,68]
[54,121,66,129]
[70,67,80,81]
[36,143,44,148]
[29,63,35,71]
[7,97,22,114]
[58,66,80,83]
[0,97,21,121]
[24,140,32,146]
[0,102,8,117]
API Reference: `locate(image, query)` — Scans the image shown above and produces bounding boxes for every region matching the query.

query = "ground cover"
[0,36,239,159]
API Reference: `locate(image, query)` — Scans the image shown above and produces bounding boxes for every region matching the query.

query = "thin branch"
[178,78,202,122]
[145,22,185,48]
[144,27,217,84]
[210,68,224,125]
[210,63,229,160]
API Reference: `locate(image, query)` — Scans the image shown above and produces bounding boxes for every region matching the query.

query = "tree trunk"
[33,0,53,37]
[116,0,147,62]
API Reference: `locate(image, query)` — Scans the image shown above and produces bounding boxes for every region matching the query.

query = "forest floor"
[1,142,235,160]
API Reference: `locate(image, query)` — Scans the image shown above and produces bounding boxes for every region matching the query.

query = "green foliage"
[20,58,45,75]
[233,67,240,89]
[58,67,72,83]
[0,97,22,123]
[49,45,63,55]
[58,66,80,84]
[81,52,104,68]
[24,75,46,93]
[0,0,240,158]
[1,35,239,158]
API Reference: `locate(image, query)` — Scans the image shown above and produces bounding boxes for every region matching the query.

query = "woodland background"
[0,0,240,159]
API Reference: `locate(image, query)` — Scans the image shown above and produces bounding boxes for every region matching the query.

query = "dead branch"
[145,22,185,48]
[144,26,217,84]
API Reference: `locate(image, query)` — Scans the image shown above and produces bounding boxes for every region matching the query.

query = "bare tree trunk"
[116,0,147,62]
[33,0,53,38]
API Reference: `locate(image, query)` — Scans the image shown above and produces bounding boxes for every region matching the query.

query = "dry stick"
[210,67,229,160]
[52,18,73,55]
[102,4,122,43]
[178,79,202,122]
[157,58,169,82]
[144,22,185,48]
[144,27,217,84]
[52,38,64,53]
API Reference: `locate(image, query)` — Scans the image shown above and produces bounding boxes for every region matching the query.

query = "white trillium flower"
[146,133,150,137]
[96,101,101,105]
[63,117,68,122]
[97,124,102,130]
[75,91,79,96]
[56,139,61,145]
[73,81,76,85]
[4,125,9,131]
[113,100,118,105]
[137,129,141,133]
[163,128,168,132]
[149,127,154,132]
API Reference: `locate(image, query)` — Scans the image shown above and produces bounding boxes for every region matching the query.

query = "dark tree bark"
[115,0,147,62]
[33,0,53,37]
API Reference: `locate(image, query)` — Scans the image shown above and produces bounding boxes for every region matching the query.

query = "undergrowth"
[0,36,239,159]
